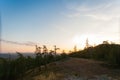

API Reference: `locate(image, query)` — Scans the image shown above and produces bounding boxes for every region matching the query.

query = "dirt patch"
[56,58,110,77]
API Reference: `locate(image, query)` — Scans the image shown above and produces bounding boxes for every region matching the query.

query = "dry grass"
[33,72,63,80]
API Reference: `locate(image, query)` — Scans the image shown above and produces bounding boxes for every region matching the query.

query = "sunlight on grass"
[33,72,63,80]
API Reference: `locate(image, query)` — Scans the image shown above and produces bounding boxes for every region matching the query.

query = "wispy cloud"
[65,0,120,21]
[0,39,37,46]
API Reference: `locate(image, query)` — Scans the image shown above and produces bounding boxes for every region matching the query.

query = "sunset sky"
[0,0,120,53]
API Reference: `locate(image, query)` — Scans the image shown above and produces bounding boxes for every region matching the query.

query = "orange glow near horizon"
[1,42,68,53]
[1,42,35,53]
[1,35,120,53]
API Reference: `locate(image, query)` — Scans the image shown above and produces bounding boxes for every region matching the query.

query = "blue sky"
[0,0,120,53]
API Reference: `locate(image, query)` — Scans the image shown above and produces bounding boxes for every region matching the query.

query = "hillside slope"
[70,44,120,65]
[23,58,120,80]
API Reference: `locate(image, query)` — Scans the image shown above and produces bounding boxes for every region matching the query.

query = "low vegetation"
[1,43,120,80]
[0,52,68,80]
[69,43,120,66]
